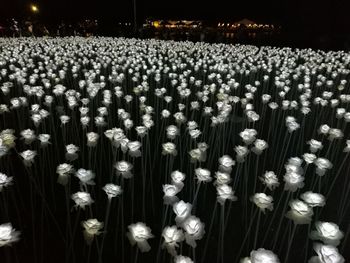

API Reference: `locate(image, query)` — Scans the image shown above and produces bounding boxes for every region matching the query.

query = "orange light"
[30,4,39,13]
[153,21,160,28]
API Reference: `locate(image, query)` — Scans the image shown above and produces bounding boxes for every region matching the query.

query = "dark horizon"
[1,0,348,30]
[1,0,350,50]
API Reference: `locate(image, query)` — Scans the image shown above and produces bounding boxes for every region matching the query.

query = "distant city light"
[30,4,39,13]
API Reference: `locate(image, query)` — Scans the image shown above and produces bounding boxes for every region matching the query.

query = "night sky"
[1,0,350,44]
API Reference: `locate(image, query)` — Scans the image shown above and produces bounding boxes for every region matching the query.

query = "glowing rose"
[81,219,103,245]
[0,223,20,247]
[182,216,205,248]
[127,222,154,252]
[300,191,325,207]
[285,199,313,224]
[310,222,344,246]
[250,193,273,213]
[250,248,280,263]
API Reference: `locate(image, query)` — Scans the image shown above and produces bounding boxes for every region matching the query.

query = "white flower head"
[328,129,343,141]
[162,142,177,156]
[217,184,237,205]
[115,161,133,179]
[343,140,350,152]
[163,184,180,205]
[127,222,154,252]
[300,191,325,207]
[81,218,103,245]
[103,184,122,199]
[240,129,257,145]
[0,223,20,247]
[308,139,323,153]
[318,124,330,135]
[86,132,99,147]
[214,171,232,185]
[283,172,305,192]
[75,168,95,185]
[20,150,37,166]
[135,126,148,138]
[173,200,192,224]
[162,226,184,256]
[303,153,317,164]
[195,168,212,183]
[286,199,313,224]
[56,163,74,185]
[182,216,205,248]
[252,139,268,155]
[127,141,142,157]
[235,145,249,162]
[250,193,274,213]
[20,129,36,144]
[314,158,333,176]
[310,222,344,246]
[167,125,179,140]
[218,155,235,173]
[0,172,13,192]
[72,192,94,209]
[170,170,186,190]
[38,134,51,147]
[65,144,79,161]
[309,243,344,263]
[174,255,194,263]
[259,171,279,190]
[250,248,280,263]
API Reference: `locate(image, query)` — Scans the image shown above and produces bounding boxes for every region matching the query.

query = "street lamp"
[30,4,39,13]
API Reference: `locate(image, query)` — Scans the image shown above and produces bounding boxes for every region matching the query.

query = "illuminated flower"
[86,132,99,147]
[81,219,103,245]
[102,184,122,199]
[195,168,212,183]
[310,222,344,246]
[182,216,205,248]
[218,155,235,173]
[174,255,194,263]
[0,172,13,192]
[72,192,94,209]
[252,139,268,155]
[75,168,95,185]
[239,129,257,145]
[250,248,280,263]
[314,158,333,176]
[127,141,142,157]
[173,200,192,224]
[285,199,313,224]
[162,226,184,256]
[217,184,237,205]
[20,150,37,167]
[300,191,325,207]
[309,243,344,263]
[171,171,186,189]
[115,161,133,179]
[283,172,304,192]
[214,171,232,185]
[250,193,273,213]
[127,222,154,252]
[38,134,51,147]
[259,171,279,190]
[162,142,177,156]
[0,223,20,247]
[308,139,323,153]
[20,129,36,144]
[65,144,79,161]
[56,163,74,185]
[163,184,180,204]
[303,153,317,164]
